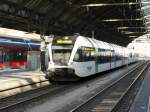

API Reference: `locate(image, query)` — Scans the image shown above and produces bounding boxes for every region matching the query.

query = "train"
[45,35,138,81]
[0,38,40,70]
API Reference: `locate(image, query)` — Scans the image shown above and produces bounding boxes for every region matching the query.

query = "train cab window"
[52,37,74,65]
[52,49,71,65]
[52,45,73,65]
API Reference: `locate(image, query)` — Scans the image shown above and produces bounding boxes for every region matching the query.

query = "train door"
[3,49,10,69]
[0,48,3,69]
[95,48,99,73]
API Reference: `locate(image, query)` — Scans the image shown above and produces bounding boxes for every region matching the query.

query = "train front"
[46,36,79,81]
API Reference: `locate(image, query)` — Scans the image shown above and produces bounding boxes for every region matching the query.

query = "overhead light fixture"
[121,31,135,34]
[145,21,150,25]
[144,15,150,18]
[141,5,150,10]
[128,36,137,38]
[119,27,145,29]
[99,18,142,22]
[81,2,150,7]
[111,27,146,30]
[121,31,146,34]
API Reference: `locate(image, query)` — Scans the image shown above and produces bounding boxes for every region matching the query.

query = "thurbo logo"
[87,66,92,71]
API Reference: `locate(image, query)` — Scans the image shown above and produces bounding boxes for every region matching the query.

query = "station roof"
[0,0,149,46]
[0,27,41,42]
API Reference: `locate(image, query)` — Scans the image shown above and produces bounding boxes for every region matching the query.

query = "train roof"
[78,36,126,50]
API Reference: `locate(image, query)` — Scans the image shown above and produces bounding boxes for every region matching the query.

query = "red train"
[0,39,40,70]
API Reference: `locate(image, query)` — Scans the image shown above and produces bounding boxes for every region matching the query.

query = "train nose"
[55,68,75,75]
[46,68,75,78]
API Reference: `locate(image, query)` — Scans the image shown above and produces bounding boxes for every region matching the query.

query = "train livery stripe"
[9,61,27,68]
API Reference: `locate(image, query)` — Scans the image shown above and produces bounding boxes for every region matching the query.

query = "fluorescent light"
[115,27,146,30]
[128,36,137,38]
[82,2,150,7]
[121,31,146,34]
[100,18,142,22]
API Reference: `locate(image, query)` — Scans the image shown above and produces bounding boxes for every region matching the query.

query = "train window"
[52,45,73,65]
[0,51,3,62]
[110,50,115,62]
[97,48,112,64]
[52,49,72,65]
[3,50,10,62]
[73,47,95,62]
[10,50,27,61]
[83,50,90,61]
[73,53,79,62]
[129,53,132,58]
[84,47,95,61]
[111,55,116,62]
[73,49,81,62]
[91,50,95,60]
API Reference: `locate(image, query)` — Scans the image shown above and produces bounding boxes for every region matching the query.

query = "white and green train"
[46,35,138,81]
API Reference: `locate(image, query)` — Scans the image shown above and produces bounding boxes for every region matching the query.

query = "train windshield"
[52,46,73,65]
[51,36,77,65]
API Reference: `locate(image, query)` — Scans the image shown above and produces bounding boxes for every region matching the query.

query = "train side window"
[98,48,106,63]
[82,50,90,61]
[73,48,82,62]
[10,50,27,62]
[73,47,95,62]
[0,51,3,62]
[111,50,115,61]
[129,53,132,58]
[82,47,95,61]
[97,48,112,63]
[73,51,80,62]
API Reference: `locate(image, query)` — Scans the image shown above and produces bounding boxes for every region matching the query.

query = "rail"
[70,61,149,112]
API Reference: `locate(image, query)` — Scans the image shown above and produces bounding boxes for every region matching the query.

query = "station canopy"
[0,0,150,46]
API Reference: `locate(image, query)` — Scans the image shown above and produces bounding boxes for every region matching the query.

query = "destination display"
[56,39,73,44]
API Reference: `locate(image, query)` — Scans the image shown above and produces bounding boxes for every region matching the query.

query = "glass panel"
[0,50,3,62]
[10,50,27,61]
[52,45,73,65]
[73,47,95,62]
[52,49,71,65]
[3,49,10,62]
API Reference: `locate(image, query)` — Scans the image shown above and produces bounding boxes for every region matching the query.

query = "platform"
[0,70,50,99]
[130,65,150,112]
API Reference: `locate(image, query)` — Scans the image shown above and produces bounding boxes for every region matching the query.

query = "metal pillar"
[40,34,46,71]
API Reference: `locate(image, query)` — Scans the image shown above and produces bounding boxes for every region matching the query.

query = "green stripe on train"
[95,48,99,73]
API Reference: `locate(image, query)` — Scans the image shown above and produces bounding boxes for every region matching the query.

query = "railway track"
[70,61,149,112]
[0,62,146,112]
[0,84,68,112]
